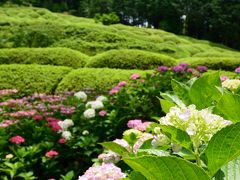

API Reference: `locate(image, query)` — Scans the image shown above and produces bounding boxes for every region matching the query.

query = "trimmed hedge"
[180,57,240,70]
[0,64,72,96]
[0,48,89,68]
[87,49,176,69]
[56,68,153,93]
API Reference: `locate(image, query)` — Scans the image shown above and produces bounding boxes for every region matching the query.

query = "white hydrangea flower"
[83,108,95,119]
[159,105,232,148]
[58,119,74,130]
[96,95,108,102]
[61,131,72,140]
[222,79,240,91]
[86,100,104,109]
[74,91,87,102]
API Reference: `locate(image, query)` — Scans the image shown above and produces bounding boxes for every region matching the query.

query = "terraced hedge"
[180,57,240,70]
[87,49,176,69]
[0,48,89,68]
[56,68,152,93]
[0,64,72,96]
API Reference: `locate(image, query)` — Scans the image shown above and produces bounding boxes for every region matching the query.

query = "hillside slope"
[0,5,240,68]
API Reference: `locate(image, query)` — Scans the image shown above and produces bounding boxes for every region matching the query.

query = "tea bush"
[0,48,89,68]
[0,64,72,96]
[181,57,240,70]
[56,68,153,94]
[87,49,176,69]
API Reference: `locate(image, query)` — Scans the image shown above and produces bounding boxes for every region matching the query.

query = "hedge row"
[0,64,152,96]
[180,57,240,70]
[0,48,89,68]
[0,64,72,96]
[87,49,176,69]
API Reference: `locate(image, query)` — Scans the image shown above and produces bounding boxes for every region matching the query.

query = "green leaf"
[203,123,240,176]
[159,98,176,114]
[189,72,222,109]
[123,155,210,180]
[137,149,169,156]
[213,156,240,180]
[60,170,74,180]
[100,142,129,156]
[161,92,185,107]
[127,171,147,180]
[171,79,191,105]
[160,125,193,151]
[214,93,240,123]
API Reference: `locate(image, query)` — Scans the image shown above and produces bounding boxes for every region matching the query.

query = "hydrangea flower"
[196,65,208,72]
[74,91,87,102]
[130,73,140,80]
[118,81,128,87]
[235,66,240,73]
[159,105,232,148]
[96,95,108,102]
[86,101,104,109]
[98,151,120,163]
[127,119,152,131]
[99,110,107,117]
[45,150,59,158]
[78,163,126,180]
[220,75,229,82]
[222,79,240,91]
[61,131,72,140]
[58,119,74,130]
[157,66,169,73]
[109,86,121,95]
[9,135,25,145]
[83,109,96,119]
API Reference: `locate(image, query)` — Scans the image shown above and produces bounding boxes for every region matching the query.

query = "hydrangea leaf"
[171,79,191,105]
[214,93,240,123]
[160,92,185,107]
[123,155,210,180]
[100,142,130,156]
[159,98,176,114]
[203,123,240,176]
[213,156,240,180]
[189,72,222,109]
[160,125,193,151]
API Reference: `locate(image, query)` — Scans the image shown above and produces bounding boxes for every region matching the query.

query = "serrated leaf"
[213,156,240,180]
[171,79,191,105]
[160,125,193,151]
[189,72,222,109]
[123,155,210,180]
[100,142,129,156]
[203,123,240,176]
[214,93,240,123]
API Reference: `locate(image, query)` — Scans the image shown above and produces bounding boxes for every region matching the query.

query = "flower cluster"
[83,95,107,119]
[127,119,152,131]
[0,89,18,96]
[78,163,126,180]
[0,120,18,128]
[98,151,120,163]
[222,79,240,91]
[9,135,25,145]
[159,105,232,148]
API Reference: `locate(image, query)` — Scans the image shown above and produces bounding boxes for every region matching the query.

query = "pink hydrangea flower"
[45,150,59,158]
[109,86,121,95]
[127,119,152,131]
[99,110,107,117]
[58,138,66,144]
[220,75,229,82]
[9,135,25,145]
[130,73,140,80]
[33,115,43,121]
[78,163,126,180]
[118,81,128,87]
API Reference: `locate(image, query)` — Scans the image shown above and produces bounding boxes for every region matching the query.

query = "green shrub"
[56,68,152,94]
[193,51,240,58]
[94,12,120,25]
[87,49,176,69]
[0,64,72,96]
[180,57,240,70]
[0,48,89,68]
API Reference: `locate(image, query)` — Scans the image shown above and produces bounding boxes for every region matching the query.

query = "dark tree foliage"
[2,0,240,50]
